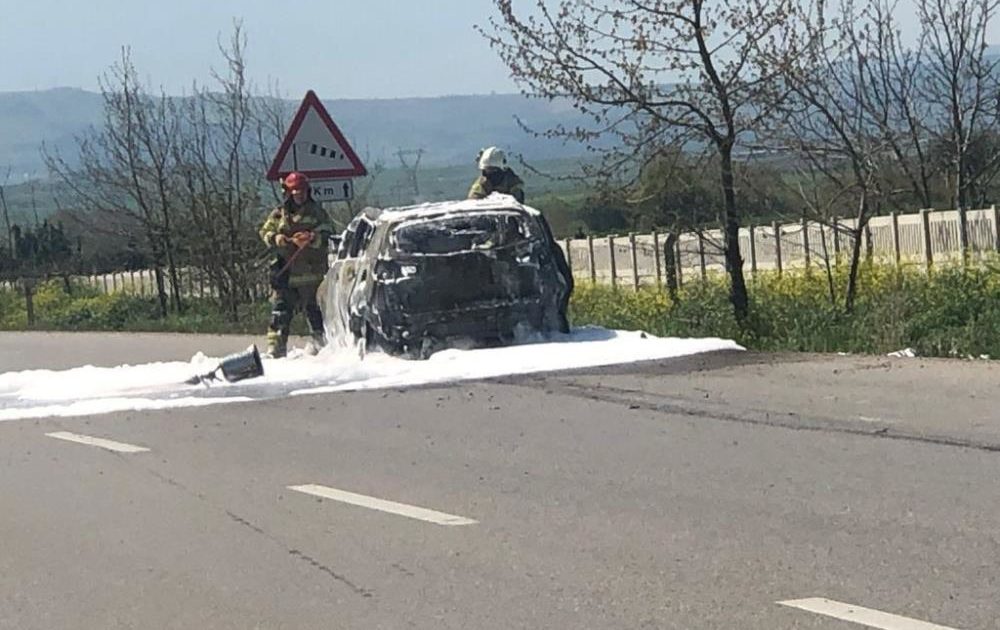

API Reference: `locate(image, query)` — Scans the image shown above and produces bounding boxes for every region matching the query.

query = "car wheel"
[537,302,559,334]
[419,337,437,360]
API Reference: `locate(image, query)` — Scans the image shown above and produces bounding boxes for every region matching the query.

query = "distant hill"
[0,87,596,180]
[0,88,104,179]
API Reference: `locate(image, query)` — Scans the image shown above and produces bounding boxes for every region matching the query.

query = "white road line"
[45,431,150,454]
[778,598,960,630]
[288,483,478,526]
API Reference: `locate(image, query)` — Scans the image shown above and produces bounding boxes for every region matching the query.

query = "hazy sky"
[0,0,518,99]
[0,0,994,100]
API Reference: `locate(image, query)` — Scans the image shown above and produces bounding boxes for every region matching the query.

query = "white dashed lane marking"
[45,431,150,453]
[288,483,478,526]
[779,598,960,630]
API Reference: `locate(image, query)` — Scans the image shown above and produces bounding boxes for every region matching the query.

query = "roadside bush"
[0,286,25,328]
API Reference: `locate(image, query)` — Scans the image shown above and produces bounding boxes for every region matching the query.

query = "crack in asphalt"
[139,465,375,599]
[288,549,374,599]
[512,378,1000,455]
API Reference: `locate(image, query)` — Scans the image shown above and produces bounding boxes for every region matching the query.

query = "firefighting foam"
[0,328,742,421]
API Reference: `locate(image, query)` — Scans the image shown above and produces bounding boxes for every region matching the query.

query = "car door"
[327,215,378,341]
[325,217,365,343]
[344,217,378,336]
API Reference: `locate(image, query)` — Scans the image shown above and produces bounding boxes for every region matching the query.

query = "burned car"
[324,195,573,358]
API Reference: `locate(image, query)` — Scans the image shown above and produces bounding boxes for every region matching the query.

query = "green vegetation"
[5,264,1000,360]
[0,281,270,334]
[569,264,1000,359]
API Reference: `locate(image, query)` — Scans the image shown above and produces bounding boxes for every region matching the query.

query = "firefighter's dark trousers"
[267,283,324,357]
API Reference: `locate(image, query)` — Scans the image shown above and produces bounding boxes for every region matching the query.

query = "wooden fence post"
[801,217,810,270]
[697,231,707,281]
[920,208,933,272]
[675,237,683,288]
[23,278,35,328]
[587,235,596,283]
[652,230,662,286]
[748,225,757,277]
[608,235,617,289]
[890,211,901,266]
[957,206,969,266]
[663,232,678,297]
[563,238,573,277]
[992,204,1000,252]
[772,221,783,276]
[629,232,639,290]
[864,223,873,261]
[833,218,841,262]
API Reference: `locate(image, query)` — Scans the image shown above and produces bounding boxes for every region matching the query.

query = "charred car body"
[324,195,573,358]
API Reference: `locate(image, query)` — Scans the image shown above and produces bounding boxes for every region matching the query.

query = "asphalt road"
[2,331,999,629]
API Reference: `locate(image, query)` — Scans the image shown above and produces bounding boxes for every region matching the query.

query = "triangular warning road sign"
[266,90,367,181]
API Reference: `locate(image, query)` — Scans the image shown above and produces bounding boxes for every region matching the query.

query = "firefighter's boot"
[305,331,326,356]
[265,329,288,359]
[266,294,293,359]
[304,300,326,356]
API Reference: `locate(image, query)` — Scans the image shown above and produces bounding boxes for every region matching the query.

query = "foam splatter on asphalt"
[0,328,741,420]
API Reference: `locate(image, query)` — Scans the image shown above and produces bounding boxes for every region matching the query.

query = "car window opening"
[391,212,533,255]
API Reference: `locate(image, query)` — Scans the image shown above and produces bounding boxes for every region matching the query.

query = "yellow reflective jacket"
[258,198,334,286]
[468,168,525,203]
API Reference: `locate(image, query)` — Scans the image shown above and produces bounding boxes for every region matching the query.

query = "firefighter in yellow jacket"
[259,172,334,358]
[468,146,525,203]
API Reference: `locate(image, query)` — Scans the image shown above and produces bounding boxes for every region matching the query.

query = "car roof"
[363,194,542,227]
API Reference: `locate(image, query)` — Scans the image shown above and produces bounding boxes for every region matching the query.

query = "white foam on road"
[0,327,741,421]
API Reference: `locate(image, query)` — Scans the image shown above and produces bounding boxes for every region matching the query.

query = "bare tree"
[173,23,267,320]
[917,0,1000,209]
[481,0,795,323]
[863,2,938,209]
[45,48,184,317]
[251,77,298,210]
[626,148,714,299]
[762,0,904,311]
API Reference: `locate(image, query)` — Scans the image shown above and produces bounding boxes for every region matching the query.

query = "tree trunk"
[719,143,749,322]
[818,223,837,306]
[152,265,167,318]
[844,196,869,314]
[162,233,184,314]
[663,231,679,302]
[147,234,170,318]
[0,186,12,255]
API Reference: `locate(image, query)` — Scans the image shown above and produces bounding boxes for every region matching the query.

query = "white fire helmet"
[477,146,507,170]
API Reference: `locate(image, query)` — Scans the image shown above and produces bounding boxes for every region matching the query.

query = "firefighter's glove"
[292,231,314,248]
[274,234,290,247]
